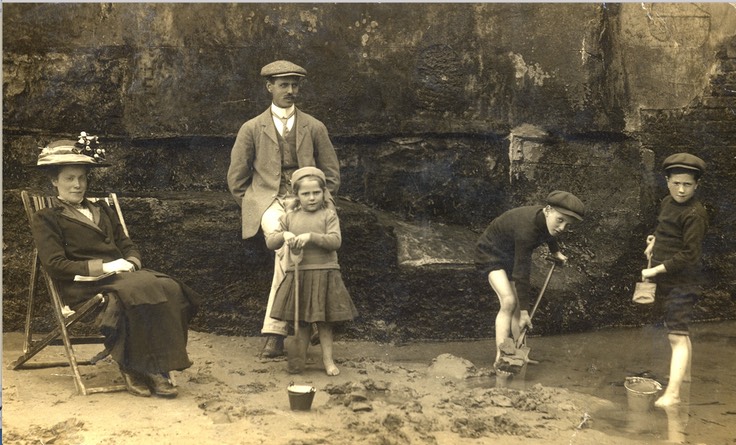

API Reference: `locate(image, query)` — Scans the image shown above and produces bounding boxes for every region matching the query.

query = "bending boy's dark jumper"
[475,191,584,370]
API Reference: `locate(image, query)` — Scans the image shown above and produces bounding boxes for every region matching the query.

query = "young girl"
[267,166,357,376]
[475,191,585,371]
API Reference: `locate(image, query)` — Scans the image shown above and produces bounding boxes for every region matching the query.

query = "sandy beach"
[4,321,735,444]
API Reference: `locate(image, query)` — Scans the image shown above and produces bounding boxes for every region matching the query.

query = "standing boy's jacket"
[227,107,340,240]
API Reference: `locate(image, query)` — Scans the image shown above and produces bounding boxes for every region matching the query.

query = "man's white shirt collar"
[271,103,295,136]
[271,103,295,119]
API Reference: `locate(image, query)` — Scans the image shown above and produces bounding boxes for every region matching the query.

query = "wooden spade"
[513,260,558,369]
[286,246,305,373]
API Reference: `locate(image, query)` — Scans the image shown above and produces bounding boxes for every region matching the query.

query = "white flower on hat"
[34,131,108,167]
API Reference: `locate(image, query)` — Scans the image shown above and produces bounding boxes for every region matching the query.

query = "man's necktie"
[274,112,294,138]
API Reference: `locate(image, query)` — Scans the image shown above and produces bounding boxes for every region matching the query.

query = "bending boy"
[475,191,585,369]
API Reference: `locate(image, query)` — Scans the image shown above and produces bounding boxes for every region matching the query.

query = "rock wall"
[3,3,736,340]
[2,3,619,140]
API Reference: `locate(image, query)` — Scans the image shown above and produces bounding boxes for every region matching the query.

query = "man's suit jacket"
[227,107,340,239]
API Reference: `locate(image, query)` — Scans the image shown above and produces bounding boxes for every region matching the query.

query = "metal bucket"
[624,377,662,411]
[287,384,316,411]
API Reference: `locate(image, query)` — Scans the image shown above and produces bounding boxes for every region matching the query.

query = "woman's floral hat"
[32,132,110,168]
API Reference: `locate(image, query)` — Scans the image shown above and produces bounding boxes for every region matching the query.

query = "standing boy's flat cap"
[663,153,706,174]
[260,60,307,78]
[546,190,585,221]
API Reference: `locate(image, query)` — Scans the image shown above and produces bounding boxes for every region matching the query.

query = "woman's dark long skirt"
[82,270,200,375]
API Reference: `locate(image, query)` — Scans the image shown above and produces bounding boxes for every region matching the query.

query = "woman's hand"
[102,258,136,273]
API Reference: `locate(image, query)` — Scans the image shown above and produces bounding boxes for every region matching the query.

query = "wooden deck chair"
[10,190,128,395]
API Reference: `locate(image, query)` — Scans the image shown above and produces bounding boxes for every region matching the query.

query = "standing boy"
[641,153,708,407]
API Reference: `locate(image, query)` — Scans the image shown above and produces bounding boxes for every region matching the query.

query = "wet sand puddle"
[445,320,736,444]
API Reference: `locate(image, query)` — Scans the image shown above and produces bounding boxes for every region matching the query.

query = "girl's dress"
[267,207,357,323]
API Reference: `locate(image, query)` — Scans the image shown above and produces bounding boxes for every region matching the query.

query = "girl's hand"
[553,251,568,266]
[290,233,312,250]
[283,231,296,245]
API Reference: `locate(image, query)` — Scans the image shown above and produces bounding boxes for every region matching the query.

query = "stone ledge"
[393,220,477,269]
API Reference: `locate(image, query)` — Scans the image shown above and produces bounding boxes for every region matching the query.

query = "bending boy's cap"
[291,166,325,184]
[663,153,706,174]
[546,191,585,221]
[260,60,307,78]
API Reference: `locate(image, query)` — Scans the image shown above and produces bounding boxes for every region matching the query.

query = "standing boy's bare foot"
[323,358,340,376]
[655,393,680,408]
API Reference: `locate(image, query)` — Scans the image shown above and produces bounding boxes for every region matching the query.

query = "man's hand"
[519,310,533,331]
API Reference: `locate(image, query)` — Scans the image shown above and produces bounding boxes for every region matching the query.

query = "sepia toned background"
[3,3,736,340]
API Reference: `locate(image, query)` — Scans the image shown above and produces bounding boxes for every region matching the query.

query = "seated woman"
[29,133,201,398]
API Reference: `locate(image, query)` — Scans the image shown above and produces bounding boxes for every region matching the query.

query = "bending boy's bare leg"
[656,333,690,407]
[317,322,339,376]
[489,270,518,364]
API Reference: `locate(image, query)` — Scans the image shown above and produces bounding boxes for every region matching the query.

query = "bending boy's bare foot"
[323,359,340,376]
[655,393,680,408]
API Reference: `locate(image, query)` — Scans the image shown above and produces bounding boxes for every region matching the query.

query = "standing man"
[228,60,340,357]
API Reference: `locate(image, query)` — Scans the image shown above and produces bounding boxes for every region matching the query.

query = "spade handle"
[516,260,557,348]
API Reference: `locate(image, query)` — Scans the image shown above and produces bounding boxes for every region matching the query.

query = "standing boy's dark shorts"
[653,267,701,336]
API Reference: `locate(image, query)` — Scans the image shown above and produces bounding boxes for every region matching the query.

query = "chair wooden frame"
[11,190,128,395]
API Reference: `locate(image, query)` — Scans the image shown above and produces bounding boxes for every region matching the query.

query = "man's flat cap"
[546,190,585,221]
[663,153,706,174]
[260,60,307,78]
